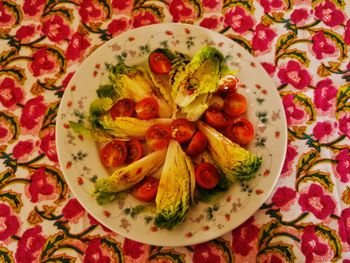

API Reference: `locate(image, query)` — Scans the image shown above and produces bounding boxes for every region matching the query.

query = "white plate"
[56,23,287,246]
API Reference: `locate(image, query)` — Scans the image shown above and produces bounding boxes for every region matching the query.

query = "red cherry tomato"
[224,93,247,117]
[131,176,160,202]
[195,162,220,189]
[100,141,127,167]
[217,75,238,96]
[186,131,208,156]
[204,108,227,129]
[171,119,196,143]
[225,118,254,146]
[110,98,135,119]
[149,52,172,75]
[145,124,171,150]
[135,97,159,120]
[126,140,143,163]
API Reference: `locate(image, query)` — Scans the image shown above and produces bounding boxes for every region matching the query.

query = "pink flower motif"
[281,144,298,175]
[16,24,37,42]
[314,0,345,27]
[263,255,283,263]
[0,204,20,241]
[282,94,305,125]
[62,198,85,223]
[15,226,46,263]
[298,184,336,220]
[311,31,336,59]
[335,148,350,183]
[0,2,15,26]
[261,62,276,76]
[88,214,113,233]
[123,238,145,259]
[13,140,35,162]
[29,47,59,77]
[28,167,55,202]
[20,96,47,130]
[39,126,58,163]
[169,0,194,22]
[0,77,24,108]
[83,238,110,263]
[202,0,222,12]
[199,16,222,30]
[132,11,159,28]
[232,217,259,256]
[0,120,12,143]
[313,78,337,112]
[338,114,350,138]
[345,19,350,45]
[312,121,333,140]
[79,0,105,23]
[290,8,309,25]
[112,0,133,14]
[23,0,46,17]
[192,242,221,263]
[259,0,284,13]
[338,207,350,244]
[271,186,296,207]
[224,7,255,34]
[252,23,277,53]
[42,15,71,43]
[278,60,311,90]
[0,127,8,139]
[107,17,132,37]
[65,32,91,62]
[301,225,328,263]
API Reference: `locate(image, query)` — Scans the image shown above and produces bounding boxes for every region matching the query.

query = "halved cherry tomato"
[145,124,171,150]
[149,52,172,75]
[110,98,135,119]
[171,119,196,143]
[135,97,159,120]
[195,162,220,189]
[186,131,208,156]
[204,108,227,129]
[224,93,247,117]
[217,75,238,96]
[131,176,160,202]
[126,140,143,163]
[208,95,224,110]
[225,118,254,146]
[100,140,127,167]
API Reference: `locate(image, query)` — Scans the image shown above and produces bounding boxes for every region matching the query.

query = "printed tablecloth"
[0,0,349,262]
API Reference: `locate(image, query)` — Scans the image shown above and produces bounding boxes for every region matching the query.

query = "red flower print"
[232,217,259,256]
[28,167,55,202]
[29,47,59,77]
[79,0,104,23]
[314,0,345,27]
[0,2,14,26]
[192,242,221,263]
[338,208,350,244]
[312,121,333,140]
[345,19,350,45]
[281,144,298,175]
[261,62,276,76]
[335,148,350,183]
[224,7,255,34]
[199,16,222,30]
[83,238,110,263]
[123,238,145,259]
[252,23,277,53]
[338,114,350,138]
[203,0,220,9]
[311,31,336,59]
[62,198,85,223]
[298,184,336,220]
[263,255,283,263]
[290,8,309,25]
[112,0,133,14]
[313,78,337,112]
[16,24,36,42]
[169,0,194,22]
[0,204,20,241]
[42,15,71,43]
[301,225,328,263]
[20,96,47,130]
[278,60,311,90]
[23,0,46,16]
[13,140,35,162]
[107,18,132,37]
[282,94,305,125]
[15,226,46,263]
[65,32,91,62]
[259,0,284,13]
[0,120,12,144]
[62,72,75,88]
[132,11,159,28]
[88,214,113,232]
[271,186,296,207]
[0,77,24,108]
[40,126,58,162]
[0,127,8,139]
